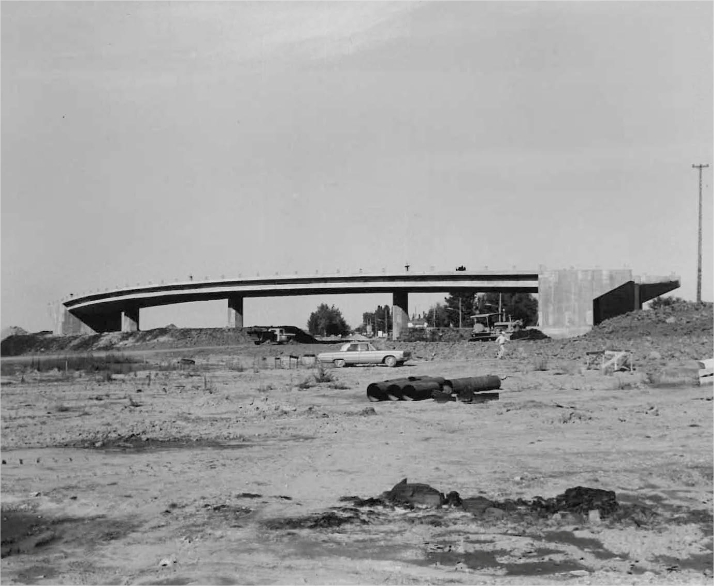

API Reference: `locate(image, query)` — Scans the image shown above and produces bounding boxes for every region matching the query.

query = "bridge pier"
[121,307,140,332]
[392,291,408,341]
[227,296,244,328]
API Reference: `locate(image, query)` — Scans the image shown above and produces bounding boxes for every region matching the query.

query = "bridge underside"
[57,269,680,339]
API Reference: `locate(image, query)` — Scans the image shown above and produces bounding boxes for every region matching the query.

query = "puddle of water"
[505,558,587,576]
[1,511,56,558]
[419,546,588,576]
[280,536,416,563]
[655,551,714,573]
[422,548,502,570]
[542,530,619,560]
[83,434,316,453]
[1,510,140,558]
[15,565,59,585]
[619,493,713,527]
[90,438,255,453]
[2,511,44,545]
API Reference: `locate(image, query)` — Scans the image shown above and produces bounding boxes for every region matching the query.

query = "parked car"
[317,342,411,368]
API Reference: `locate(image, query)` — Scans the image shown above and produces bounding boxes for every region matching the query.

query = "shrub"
[296,377,315,390]
[313,363,335,383]
[649,295,686,309]
[329,381,350,390]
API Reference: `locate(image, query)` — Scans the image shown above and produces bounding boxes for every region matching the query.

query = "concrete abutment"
[538,269,679,338]
[121,307,140,332]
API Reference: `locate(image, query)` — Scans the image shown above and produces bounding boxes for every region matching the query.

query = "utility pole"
[693,164,709,303]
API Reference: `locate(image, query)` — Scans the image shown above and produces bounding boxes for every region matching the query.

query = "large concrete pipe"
[401,380,444,401]
[367,376,445,402]
[443,375,501,402]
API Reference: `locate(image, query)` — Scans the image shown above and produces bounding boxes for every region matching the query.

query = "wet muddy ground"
[1,351,712,584]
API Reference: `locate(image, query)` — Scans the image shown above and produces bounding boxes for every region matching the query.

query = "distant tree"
[443,292,479,328]
[425,303,450,328]
[361,305,392,334]
[479,293,539,326]
[649,295,686,309]
[307,304,350,337]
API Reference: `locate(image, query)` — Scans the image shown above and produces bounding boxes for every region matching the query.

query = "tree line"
[306,292,538,337]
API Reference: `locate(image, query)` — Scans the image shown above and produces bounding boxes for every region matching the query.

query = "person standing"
[496,331,508,359]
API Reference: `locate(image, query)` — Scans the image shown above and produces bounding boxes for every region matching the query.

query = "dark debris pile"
[263,481,659,531]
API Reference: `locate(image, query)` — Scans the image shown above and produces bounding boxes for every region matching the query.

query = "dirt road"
[1,349,712,585]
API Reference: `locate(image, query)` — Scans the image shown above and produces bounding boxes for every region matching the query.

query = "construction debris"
[585,350,633,374]
[698,358,714,385]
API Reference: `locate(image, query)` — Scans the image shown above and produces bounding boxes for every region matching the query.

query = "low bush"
[329,381,350,390]
[313,363,335,383]
[296,377,315,390]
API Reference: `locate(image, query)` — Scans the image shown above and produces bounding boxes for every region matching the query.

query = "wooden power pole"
[693,164,709,303]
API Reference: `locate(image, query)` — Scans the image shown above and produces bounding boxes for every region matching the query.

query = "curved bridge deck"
[56,269,679,339]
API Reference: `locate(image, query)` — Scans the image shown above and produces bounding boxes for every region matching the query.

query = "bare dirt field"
[1,306,712,585]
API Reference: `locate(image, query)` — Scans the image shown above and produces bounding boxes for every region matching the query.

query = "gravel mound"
[586,301,712,340]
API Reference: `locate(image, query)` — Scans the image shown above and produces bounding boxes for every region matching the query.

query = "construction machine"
[246,326,295,345]
[469,313,523,342]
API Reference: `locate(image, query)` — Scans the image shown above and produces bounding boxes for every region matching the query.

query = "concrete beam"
[228,295,244,329]
[392,291,408,341]
[121,307,140,332]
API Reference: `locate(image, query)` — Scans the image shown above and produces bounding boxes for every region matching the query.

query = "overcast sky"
[2,1,712,333]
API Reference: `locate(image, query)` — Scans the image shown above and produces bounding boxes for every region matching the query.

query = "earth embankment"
[2,303,711,378]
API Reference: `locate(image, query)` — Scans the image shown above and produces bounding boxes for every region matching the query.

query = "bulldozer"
[469,313,523,342]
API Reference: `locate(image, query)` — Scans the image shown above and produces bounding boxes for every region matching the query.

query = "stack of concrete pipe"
[367,375,500,403]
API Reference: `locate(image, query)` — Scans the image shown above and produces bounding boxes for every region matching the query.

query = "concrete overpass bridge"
[55,268,680,339]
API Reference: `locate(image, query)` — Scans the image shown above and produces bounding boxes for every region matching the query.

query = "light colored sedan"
[317,342,411,368]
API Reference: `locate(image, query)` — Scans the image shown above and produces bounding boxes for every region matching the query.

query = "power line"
[692,164,709,303]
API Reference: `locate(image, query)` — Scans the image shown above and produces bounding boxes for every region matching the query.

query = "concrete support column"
[228,296,244,329]
[121,307,140,332]
[392,290,409,341]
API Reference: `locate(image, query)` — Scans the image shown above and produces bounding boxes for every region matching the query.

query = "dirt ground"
[1,338,712,585]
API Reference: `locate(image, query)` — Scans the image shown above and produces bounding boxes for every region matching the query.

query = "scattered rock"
[485,507,507,519]
[381,478,444,508]
[159,555,177,567]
